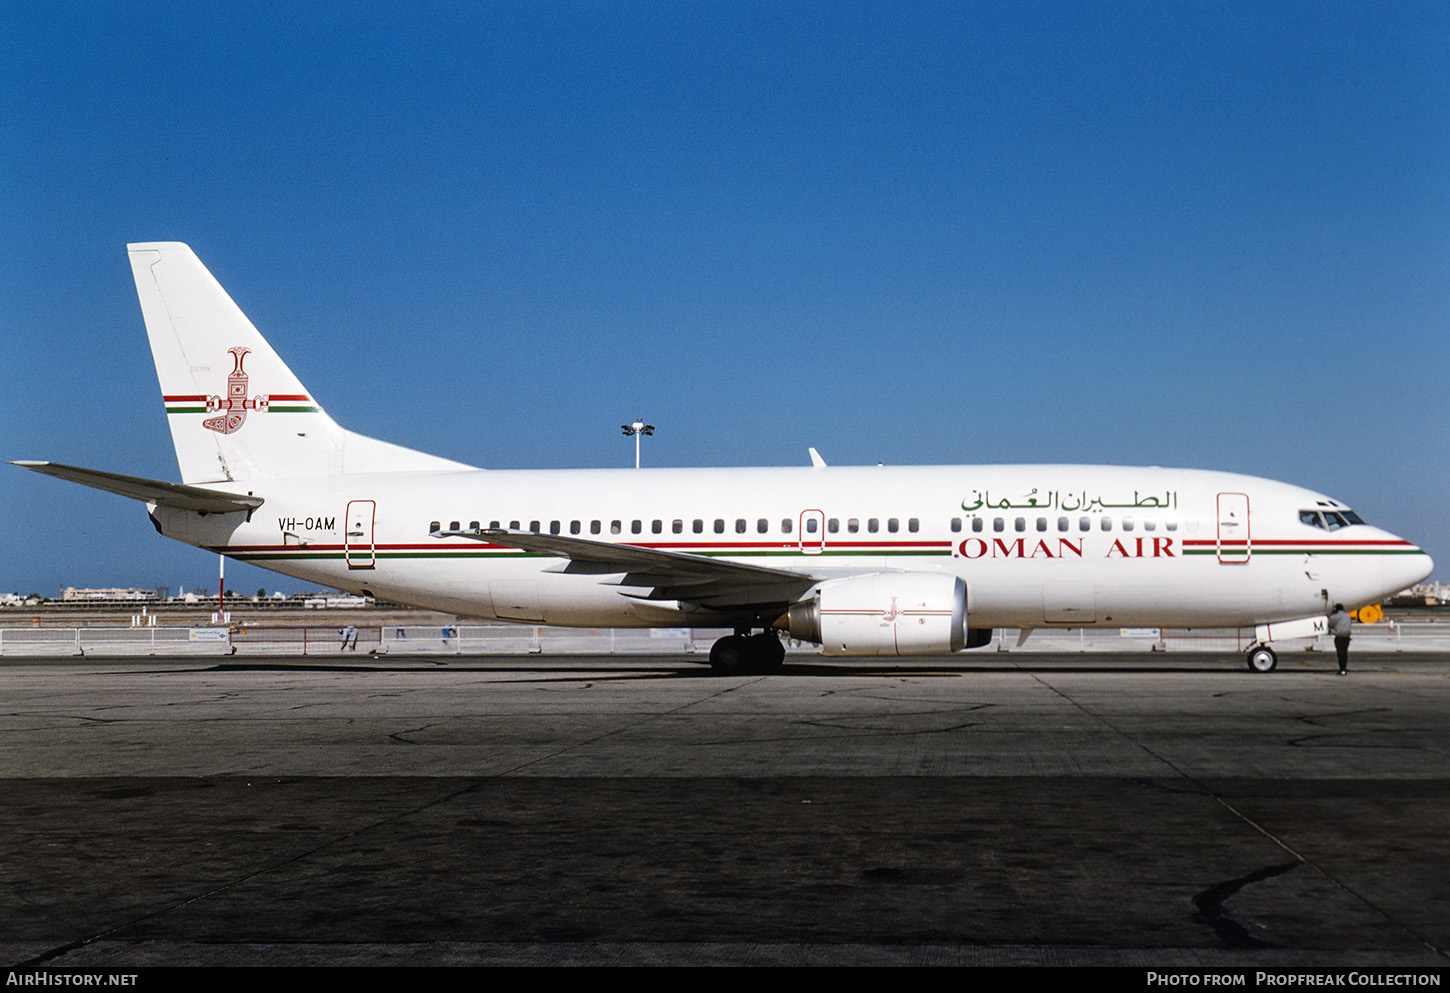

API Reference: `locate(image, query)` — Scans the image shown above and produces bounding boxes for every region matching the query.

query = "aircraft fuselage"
[151,463,1429,631]
[19,243,1433,672]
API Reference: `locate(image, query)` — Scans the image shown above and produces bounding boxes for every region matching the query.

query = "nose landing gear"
[1246,645,1278,672]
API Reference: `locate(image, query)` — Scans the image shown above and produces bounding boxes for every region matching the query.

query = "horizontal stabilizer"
[10,461,264,514]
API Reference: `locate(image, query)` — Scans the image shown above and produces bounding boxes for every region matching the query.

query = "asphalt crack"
[1193,861,1301,948]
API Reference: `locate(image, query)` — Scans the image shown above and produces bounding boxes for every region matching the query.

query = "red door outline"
[345,500,376,570]
[799,509,825,555]
[1216,492,1250,564]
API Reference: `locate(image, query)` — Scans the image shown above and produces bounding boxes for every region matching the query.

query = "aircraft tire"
[748,632,786,671]
[1246,646,1278,673]
[709,635,750,674]
[710,633,784,674]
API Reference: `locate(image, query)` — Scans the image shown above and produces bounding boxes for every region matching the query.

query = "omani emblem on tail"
[202,346,269,435]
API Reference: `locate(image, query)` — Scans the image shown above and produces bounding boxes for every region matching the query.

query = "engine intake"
[783,572,971,657]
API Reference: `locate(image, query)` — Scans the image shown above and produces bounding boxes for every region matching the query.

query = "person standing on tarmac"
[1328,604,1352,675]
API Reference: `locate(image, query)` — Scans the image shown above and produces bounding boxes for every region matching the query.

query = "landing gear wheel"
[747,632,786,671]
[1246,646,1278,673]
[709,634,750,674]
[709,633,785,674]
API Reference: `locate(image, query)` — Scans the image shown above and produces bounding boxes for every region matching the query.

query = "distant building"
[1410,582,1446,606]
[1388,582,1447,607]
[61,587,160,602]
[303,595,374,609]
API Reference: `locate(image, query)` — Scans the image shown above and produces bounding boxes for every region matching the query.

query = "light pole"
[621,419,654,469]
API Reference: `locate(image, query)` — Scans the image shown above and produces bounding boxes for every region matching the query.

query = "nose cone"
[1370,524,1433,602]
[1325,529,1433,608]
[1386,548,1434,597]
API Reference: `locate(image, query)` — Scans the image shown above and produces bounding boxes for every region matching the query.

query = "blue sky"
[2,1,1446,597]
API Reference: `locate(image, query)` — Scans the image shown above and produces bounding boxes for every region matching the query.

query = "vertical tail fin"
[128,242,472,483]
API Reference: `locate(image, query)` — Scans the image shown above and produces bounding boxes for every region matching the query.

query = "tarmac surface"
[1,650,1447,967]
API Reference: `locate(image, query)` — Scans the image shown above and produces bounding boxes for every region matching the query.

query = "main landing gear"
[709,630,786,674]
[1246,645,1278,673]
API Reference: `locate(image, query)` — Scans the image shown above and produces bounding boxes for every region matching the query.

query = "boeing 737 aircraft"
[14,243,1434,672]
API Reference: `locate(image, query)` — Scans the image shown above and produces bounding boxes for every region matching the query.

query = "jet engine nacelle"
[784,572,970,657]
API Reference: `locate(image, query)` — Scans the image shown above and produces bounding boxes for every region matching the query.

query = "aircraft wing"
[10,461,264,515]
[436,528,820,610]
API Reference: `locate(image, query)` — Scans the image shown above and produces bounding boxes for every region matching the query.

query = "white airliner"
[14,243,1434,672]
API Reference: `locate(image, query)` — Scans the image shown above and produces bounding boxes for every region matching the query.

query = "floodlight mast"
[620,419,655,469]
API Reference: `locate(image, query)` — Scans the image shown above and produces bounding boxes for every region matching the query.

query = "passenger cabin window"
[806,518,818,534]
[569,520,581,535]
[1058,517,1069,532]
[529,520,541,533]
[736,519,747,534]
[673,520,683,534]
[550,521,561,535]
[868,518,879,533]
[469,521,480,531]
[693,519,704,534]
[1100,518,1112,532]
[949,518,959,533]
[827,518,839,534]
[589,520,601,535]
[993,518,1005,533]
[631,520,642,534]
[1013,517,1025,532]
[1036,517,1047,532]
[489,520,500,530]
[1079,516,1090,532]
[430,521,440,533]
[713,519,725,534]
[782,519,793,534]
[509,520,520,530]
[449,520,460,531]
[757,519,769,533]
[972,517,985,533]
[652,520,663,534]
[908,518,919,533]
[888,518,899,533]
[1122,517,1133,532]
[611,520,622,534]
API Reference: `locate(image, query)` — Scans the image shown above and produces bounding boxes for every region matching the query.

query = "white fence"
[2,622,1448,657]
[0,626,235,656]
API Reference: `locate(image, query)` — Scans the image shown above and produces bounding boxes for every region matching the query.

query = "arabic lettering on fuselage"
[960,489,1179,513]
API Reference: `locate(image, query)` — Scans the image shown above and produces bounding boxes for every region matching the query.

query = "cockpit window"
[1301,509,1366,531]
